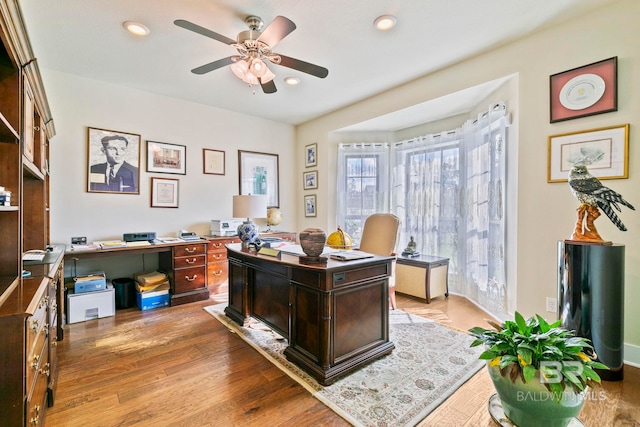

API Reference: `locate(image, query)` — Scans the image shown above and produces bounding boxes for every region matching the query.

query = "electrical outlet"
[546,297,557,313]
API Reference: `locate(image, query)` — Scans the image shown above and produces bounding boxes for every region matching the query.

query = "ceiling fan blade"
[260,78,277,94]
[277,55,329,79]
[257,16,296,48]
[191,56,238,75]
[174,19,236,45]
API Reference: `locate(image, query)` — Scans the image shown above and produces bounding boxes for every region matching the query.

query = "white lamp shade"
[233,195,268,219]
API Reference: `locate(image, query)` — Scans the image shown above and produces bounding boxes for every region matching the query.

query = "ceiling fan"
[174,15,329,94]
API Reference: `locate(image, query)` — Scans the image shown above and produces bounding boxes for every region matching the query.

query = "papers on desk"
[329,250,375,261]
[125,241,152,247]
[278,245,346,257]
[95,240,127,249]
[69,244,99,251]
[157,237,185,243]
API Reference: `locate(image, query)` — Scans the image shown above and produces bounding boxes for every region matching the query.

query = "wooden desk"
[395,254,449,303]
[64,240,209,306]
[225,244,395,385]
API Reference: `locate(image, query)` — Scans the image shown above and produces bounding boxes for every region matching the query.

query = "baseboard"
[624,343,640,368]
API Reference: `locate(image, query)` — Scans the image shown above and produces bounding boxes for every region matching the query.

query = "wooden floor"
[46,292,640,426]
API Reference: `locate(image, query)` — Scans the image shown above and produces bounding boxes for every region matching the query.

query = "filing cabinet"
[159,242,209,306]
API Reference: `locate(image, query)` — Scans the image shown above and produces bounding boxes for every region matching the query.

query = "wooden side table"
[395,254,449,303]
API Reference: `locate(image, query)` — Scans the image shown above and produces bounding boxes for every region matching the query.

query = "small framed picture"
[203,149,225,175]
[547,124,629,183]
[146,141,186,174]
[550,57,617,123]
[87,127,141,194]
[151,177,179,208]
[304,194,317,217]
[303,170,318,190]
[305,143,317,168]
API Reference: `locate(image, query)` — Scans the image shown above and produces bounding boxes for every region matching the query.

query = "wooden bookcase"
[0,1,58,425]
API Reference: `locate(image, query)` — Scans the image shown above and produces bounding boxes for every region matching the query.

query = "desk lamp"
[233,194,268,248]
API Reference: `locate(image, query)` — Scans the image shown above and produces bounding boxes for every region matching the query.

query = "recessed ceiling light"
[374,15,397,31]
[123,21,150,36]
[284,77,300,85]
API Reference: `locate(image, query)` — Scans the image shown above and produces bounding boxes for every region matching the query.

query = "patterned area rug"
[204,304,484,427]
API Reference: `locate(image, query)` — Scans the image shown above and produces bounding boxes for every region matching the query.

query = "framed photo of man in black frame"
[87,127,141,194]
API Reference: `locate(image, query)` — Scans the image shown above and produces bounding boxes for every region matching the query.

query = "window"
[336,103,508,317]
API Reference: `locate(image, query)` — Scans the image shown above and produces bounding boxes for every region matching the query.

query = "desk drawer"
[207,251,226,263]
[174,266,206,293]
[207,260,228,286]
[208,238,239,253]
[174,244,206,257]
[174,254,206,269]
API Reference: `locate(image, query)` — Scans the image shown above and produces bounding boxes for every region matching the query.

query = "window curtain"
[392,103,508,316]
[336,143,391,243]
[338,103,508,317]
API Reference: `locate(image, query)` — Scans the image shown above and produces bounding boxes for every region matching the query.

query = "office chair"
[357,213,400,309]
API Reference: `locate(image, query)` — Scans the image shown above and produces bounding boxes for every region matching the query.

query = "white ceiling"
[19,0,615,128]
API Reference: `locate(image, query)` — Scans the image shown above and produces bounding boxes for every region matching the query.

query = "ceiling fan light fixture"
[261,67,276,84]
[374,15,397,31]
[231,59,259,85]
[123,21,150,36]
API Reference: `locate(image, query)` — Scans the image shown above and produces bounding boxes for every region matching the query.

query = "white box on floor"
[67,284,116,324]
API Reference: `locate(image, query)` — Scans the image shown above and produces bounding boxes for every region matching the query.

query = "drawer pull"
[30,319,39,332]
[185,274,198,282]
[185,247,197,253]
[212,243,223,248]
[31,354,40,369]
[213,254,223,259]
[186,258,197,264]
[40,363,50,377]
[212,270,223,276]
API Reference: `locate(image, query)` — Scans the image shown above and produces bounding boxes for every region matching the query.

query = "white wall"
[43,70,296,245]
[296,0,640,362]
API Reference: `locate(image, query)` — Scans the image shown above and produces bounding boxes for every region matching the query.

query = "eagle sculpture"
[568,165,635,242]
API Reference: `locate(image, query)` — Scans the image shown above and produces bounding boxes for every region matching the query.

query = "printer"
[210,219,243,235]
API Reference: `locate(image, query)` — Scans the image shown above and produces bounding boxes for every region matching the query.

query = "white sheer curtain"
[336,103,508,317]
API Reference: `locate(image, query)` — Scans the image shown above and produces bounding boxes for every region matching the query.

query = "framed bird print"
[547,124,629,183]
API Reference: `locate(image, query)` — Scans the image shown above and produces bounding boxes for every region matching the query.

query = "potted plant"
[469,312,608,427]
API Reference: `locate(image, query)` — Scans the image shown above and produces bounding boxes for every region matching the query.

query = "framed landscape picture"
[87,127,140,194]
[547,124,629,182]
[238,150,280,208]
[146,141,186,175]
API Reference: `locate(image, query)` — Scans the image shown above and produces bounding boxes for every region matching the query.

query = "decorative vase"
[299,228,326,257]
[488,364,585,427]
[237,220,259,248]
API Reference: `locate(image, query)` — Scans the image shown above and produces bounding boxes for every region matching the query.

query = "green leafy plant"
[469,312,608,399]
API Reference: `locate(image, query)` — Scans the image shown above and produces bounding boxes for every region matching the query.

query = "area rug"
[204,304,484,427]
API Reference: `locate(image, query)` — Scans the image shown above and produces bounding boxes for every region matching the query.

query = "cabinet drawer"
[207,251,227,263]
[27,335,48,403]
[174,244,206,257]
[27,296,48,361]
[26,355,48,427]
[207,261,229,286]
[174,254,205,269]
[174,266,206,293]
[208,238,239,253]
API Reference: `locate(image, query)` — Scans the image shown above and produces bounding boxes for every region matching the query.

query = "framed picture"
[146,141,186,174]
[305,143,317,167]
[87,127,141,194]
[547,124,629,183]
[304,194,317,217]
[203,149,225,175]
[151,177,179,208]
[303,170,318,190]
[550,57,617,123]
[238,150,280,208]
